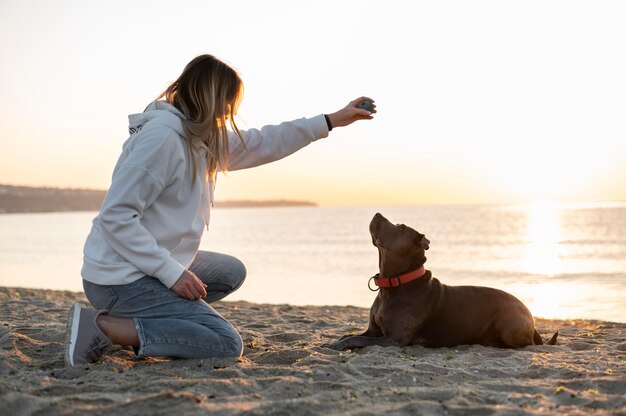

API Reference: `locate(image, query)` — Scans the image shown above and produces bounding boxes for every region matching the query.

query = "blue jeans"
[83,251,246,359]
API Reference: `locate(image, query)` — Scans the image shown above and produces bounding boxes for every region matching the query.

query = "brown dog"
[328,213,558,350]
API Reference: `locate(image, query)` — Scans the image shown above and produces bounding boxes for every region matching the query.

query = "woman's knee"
[192,311,243,357]
[223,330,244,357]
[192,251,247,290]
[228,256,247,291]
[203,322,243,358]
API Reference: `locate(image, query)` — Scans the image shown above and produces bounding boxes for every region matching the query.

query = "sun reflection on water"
[522,200,570,319]
[525,200,561,276]
[514,281,574,320]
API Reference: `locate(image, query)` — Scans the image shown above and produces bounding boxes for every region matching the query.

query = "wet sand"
[0,286,624,415]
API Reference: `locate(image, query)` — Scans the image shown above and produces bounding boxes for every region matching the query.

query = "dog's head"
[369,213,430,270]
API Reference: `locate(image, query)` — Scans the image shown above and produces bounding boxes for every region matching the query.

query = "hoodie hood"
[128,100,187,137]
[128,100,213,229]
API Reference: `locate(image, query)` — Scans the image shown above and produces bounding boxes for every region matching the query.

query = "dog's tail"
[534,329,559,345]
[547,331,559,345]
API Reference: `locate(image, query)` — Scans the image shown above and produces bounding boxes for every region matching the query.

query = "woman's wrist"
[324,114,333,131]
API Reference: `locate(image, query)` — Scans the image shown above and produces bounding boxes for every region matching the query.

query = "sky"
[1,0,625,206]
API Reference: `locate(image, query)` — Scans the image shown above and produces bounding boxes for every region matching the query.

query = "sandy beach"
[0,287,624,415]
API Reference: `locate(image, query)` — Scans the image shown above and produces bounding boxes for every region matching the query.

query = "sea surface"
[1,202,625,323]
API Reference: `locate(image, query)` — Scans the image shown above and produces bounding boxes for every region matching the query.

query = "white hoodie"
[81,101,329,288]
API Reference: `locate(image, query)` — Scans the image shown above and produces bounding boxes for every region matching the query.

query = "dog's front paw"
[322,341,346,351]
[337,333,356,341]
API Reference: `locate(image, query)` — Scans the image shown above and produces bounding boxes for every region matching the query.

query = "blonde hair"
[158,54,244,182]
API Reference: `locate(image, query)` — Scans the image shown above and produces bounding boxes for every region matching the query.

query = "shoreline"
[0,184,317,213]
[1,286,625,415]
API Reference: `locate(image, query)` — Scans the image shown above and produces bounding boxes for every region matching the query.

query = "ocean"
[1,202,625,323]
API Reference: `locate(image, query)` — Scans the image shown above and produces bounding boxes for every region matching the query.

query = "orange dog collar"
[369,266,426,290]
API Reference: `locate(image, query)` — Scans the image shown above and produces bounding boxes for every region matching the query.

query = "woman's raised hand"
[171,269,207,300]
[326,96,376,129]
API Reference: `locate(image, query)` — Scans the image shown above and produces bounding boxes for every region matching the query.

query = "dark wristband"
[324,114,333,131]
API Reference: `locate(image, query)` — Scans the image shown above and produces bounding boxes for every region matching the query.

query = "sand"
[0,287,624,415]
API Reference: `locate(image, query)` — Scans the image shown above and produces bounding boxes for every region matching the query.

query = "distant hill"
[0,185,316,214]
[0,185,106,214]
[214,200,316,208]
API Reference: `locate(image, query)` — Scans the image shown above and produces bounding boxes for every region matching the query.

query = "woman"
[65,54,376,366]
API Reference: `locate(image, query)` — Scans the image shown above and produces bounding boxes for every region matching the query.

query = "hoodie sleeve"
[227,114,329,171]
[98,127,186,288]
